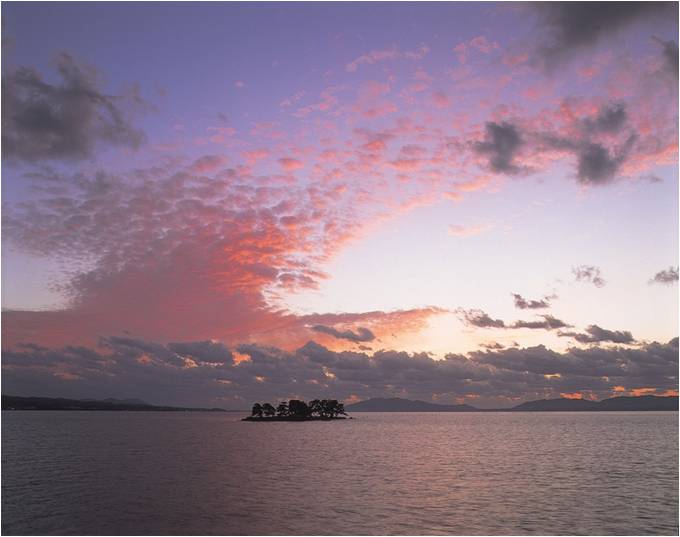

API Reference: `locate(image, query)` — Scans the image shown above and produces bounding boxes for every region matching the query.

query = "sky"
[1,2,678,409]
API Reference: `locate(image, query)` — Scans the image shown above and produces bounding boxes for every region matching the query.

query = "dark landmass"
[242,416,349,422]
[513,395,679,412]
[347,395,678,412]
[100,397,149,406]
[4,394,677,413]
[345,397,476,412]
[511,398,598,411]
[2,395,226,412]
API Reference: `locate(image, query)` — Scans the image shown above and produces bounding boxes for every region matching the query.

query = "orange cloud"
[629,387,657,396]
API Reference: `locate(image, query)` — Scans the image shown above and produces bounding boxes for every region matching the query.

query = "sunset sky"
[2,2,678,408]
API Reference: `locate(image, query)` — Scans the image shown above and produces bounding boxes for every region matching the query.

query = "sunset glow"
[2,2,678,408]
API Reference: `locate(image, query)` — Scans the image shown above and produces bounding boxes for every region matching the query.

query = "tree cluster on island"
[246,399,347,420]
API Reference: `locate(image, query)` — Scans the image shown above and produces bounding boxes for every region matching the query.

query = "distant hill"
[345,395,678,412]
[101,397,149,406]
[4,394,676,413]
[2,395,225,412]
[511,395,678,412]
[595,395,678,411]
[511,398,598,411]
[345,397,477,412]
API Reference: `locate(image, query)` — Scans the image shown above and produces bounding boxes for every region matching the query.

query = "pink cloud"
[188,154,228,174]
[400,144,427,158]
[280,90,306,108]
[361,139,387,152]
[361,80,391,99]
[502,51,529,67]
[469,36,499,54]
[453,42,468,64]
[242,148,271,165]
[521,82,554,101]
[389,158,421,171]
[4,47,677,363]
[294,87,340,117]
[249,122,284,139]
[430,91,451,108]
[318,150,339,163]
[278,157,304,171]
[578,66,601,81]
[454,36,499,64]
[345,45,429,72]
[360,101,397,119]
[204,126,237,144]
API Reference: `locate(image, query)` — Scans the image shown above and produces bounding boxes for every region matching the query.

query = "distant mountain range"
[4,394,677,413]
[2,395,226,412]
[511,395,678,412]
[346,397,477,412]
[346,395,678,412]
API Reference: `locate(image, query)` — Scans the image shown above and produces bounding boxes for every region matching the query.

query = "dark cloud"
[310,325,376,343]
[459,309,570,331]
[167,340,234,365]
[188,155,227,174]
[583,102,627,134]
[479,342,505,350]
[472,338,678,391]
[512,293,551,310]
[654,37,679,80]
[458,309,506,328]
[536,102,635,185]
[512,315,571,330]
[532,2,677,68]
[473,122,523,174]
[573,265,606,287]
[576,137,635,185]
[649,266,679,285]
[2,53,144,163]
[2,336,677,409]
[558,325,636,344]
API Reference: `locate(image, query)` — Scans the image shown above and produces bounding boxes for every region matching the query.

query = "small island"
[243,399,349,421]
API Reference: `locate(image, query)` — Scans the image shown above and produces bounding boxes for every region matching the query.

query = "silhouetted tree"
[288,399,311,418]
[251,403,263,418]
[248,399,347,419]
[309,399,322,417]
[320,399,333,418]
[335,402,346,417]
[276,402,289,416]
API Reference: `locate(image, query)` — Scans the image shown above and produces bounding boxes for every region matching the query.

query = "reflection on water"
[2,411,678,535]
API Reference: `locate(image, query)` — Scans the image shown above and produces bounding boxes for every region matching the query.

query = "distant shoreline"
[346,395,679,412]
[1,395,227,412]
[3,394,678,413]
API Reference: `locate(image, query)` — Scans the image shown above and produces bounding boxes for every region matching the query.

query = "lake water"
[2,411,678,535]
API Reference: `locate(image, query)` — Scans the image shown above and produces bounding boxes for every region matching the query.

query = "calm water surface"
[2,411,678,535]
